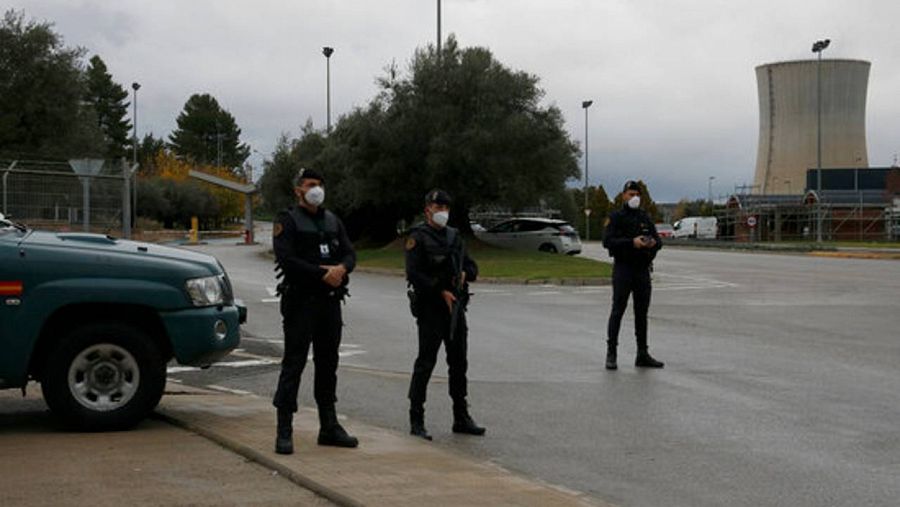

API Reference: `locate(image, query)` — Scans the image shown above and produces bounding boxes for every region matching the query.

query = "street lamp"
[131,82,140,230]
[582,100,593,241]
[708,176,716,204]
[323,47,334,133]
[812,38,830,242]
[437,0,442,54]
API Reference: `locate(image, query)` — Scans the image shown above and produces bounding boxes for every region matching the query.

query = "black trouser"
[607,263,652,352]
[273,291,342,412]
[408,299,469,407]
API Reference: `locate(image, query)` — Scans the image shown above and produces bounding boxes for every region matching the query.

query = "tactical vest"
[288,207,342,262]
[416,225,459,272]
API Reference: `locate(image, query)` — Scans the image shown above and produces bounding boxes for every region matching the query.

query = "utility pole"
[323,47,334,133]
[812,38,830,242]
[437,0,442,54]
[582,100,593,241]
[131,82,140,230]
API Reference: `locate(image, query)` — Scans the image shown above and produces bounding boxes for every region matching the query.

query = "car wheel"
[42,322,166,431]
[539,243,558,254]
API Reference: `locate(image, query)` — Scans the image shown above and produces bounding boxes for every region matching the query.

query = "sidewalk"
[156,384,608,507]
[0,385,333,506]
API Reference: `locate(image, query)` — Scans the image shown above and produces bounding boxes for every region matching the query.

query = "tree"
[257,122,327,214]
[571,185,612,240]
[135,133,167,175]
[152,150,246,227]
[84,55,131,159]
[612,180,662,222]
[306,36,580,242]
[673,198,716,221]
[169,93,250,173]
[0,10,104,158]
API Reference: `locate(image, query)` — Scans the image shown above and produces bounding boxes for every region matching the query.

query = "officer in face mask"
[272,168,358,454]
[602,180,664,370]
[405,189,484,440]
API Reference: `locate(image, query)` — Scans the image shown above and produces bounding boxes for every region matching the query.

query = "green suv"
[0,214,245,430]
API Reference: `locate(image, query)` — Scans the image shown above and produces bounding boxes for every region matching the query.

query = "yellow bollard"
[189,216,199,244]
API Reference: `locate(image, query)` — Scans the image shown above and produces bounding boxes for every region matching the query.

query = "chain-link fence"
[1,159,132,235]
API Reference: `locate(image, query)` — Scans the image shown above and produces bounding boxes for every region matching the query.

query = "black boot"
[452,401,486,436]
[275,409,294,455]
[409,405,432,441]
[605,344,618,370]
[317,405,359,448]
[635,350,664,368]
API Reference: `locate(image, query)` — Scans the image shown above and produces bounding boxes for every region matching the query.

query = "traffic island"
[156,384,609,507]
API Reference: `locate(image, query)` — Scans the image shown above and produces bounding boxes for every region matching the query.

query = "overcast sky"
[12,0,900,202]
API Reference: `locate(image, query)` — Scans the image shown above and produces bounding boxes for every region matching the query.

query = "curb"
[807,251,900,260]
[153,410,362,507]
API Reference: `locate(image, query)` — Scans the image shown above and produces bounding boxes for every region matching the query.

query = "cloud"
[8,0,900,201]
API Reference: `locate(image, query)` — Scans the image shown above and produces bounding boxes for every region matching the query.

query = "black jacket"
[273,206,356,295]
[405,223,478,302]
[602,205,662,268]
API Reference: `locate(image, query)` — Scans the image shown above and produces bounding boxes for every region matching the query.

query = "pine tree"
[168,93,250,174]
[84,55,131,159]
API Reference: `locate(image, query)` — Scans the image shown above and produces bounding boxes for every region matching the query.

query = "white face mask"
[431,211,450,228]
[304,186,325,207]
[627,195,641,209]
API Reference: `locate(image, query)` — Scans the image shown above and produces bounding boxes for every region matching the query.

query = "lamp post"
[131,82,140,230]
[812,38,830,242]
[582,100,593,241]
[437,0,442,54]
[708,176,716,204]
[323,47,334,133]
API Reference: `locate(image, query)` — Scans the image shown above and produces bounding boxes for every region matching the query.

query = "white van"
[673,216,717,239]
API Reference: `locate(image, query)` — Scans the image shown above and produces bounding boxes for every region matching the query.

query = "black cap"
[293,167,324,186]
[623,180,642,193]
[424,189,452,206]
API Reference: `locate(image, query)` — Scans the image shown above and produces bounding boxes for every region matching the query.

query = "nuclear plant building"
[718,58,900,242]
[753,59,870,194]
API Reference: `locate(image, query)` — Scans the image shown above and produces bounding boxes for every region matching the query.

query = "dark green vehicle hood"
[16,231,224,309]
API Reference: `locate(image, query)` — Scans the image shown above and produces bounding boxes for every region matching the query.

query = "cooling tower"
[753,59,870,194]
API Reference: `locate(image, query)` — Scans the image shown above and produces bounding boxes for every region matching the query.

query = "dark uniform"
[272,201,358,451]
[405,191,485,439]
[603,199,664,369]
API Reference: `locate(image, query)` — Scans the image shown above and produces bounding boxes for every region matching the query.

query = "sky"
[11,0,900,202]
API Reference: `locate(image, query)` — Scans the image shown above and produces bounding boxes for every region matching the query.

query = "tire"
[539,243,558,254]
[42,322,166,431]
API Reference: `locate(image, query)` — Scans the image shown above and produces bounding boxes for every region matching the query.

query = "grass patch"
[356,240,612,281]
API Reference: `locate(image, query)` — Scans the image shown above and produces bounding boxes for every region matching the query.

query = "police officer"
[272,168,358,454]
[602,180,665,370]
[405,189,485,440]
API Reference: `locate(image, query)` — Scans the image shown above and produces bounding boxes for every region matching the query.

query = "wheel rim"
[67,343,140,412]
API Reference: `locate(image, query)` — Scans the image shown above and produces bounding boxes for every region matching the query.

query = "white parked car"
[475,218,582,254]
[673,216,718,239]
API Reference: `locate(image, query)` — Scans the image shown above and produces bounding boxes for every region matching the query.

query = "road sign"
[747,216,757,228]
[584,208,592,217]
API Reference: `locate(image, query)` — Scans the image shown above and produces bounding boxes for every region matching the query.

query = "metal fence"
[716,192,899,242]
[1,159,133,236]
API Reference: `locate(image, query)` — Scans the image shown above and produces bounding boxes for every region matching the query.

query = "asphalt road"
[170,236,900,507]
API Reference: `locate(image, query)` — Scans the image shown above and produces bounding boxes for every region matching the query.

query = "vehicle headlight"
[185,275,225,307]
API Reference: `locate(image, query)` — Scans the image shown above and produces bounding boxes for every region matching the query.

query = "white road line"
[166,366,200,373]
[261,297,281,303]
[205,385,256,396]
[240,337,283,345]
[218,359,277,368]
